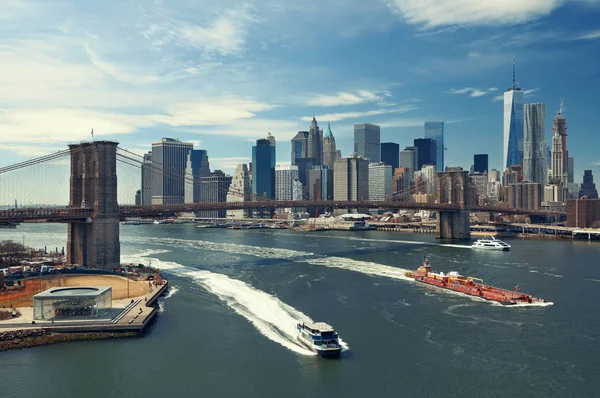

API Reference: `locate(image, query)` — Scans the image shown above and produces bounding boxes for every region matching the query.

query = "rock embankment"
[0,329,138,351]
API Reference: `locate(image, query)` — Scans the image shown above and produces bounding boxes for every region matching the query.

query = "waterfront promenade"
[0,278,168,334]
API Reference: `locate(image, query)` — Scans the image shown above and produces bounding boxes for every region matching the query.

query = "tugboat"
[405,259,545,305]
[296,321,342,357]
[471,236,511,251]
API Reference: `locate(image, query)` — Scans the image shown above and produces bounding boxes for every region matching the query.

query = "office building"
[469,172,489,204]
[275,165,299,201]
[503,165,522,187]
[368,163,392,201]
[151,138,193,205]
[489,169,501,183]
[413,138,437,170]
[503,57,524,170]
[308,117,323,165]
[568,157,574,184]
[141,152,153,205]
[507,182,542,210]
[579,170,598,199]
[424,122,444,171]
[400,147,418,176]
[416,164,437,197]
[291,131,309,165]
[183,149,210,204]
[354,123,380,162]
[307,166,333,201]
[252,137,276,200]
[523,103,547,184]
[198,170,232,218]
[333,154,369,201]
[226,164,251,219]
[135,190,141,206]
[322,123,339,168]
[381,142,400,170]
[473,154,488,174]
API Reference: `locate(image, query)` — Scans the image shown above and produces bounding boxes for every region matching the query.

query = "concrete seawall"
[0,279,170,351]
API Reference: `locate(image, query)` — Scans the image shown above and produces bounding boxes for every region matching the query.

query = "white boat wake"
[121,253,349,355]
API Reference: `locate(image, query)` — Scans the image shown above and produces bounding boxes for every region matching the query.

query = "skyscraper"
[226,164,251,219]
[424,122,444,171]
[400,147,418,176]
[252,137,276,200]
[551,126,566,185]
[413,138,437,170]
[333,154,369,201]
[307,117,323,165]
[553,100,568,175]
[151,138,193,205]
[322,123,339,168]
[198,170,232,218]
[307,166,333,201]
[523,103,547,184]
[141,152,153,205]
[184,149,210,204]
[568,157,574,183]
[503,57,524,170]
[354,123,380,162]
[381,142,400,170]
[291,131,309,165]
[579,170,598,199]
[275,165,299,201]
[473,154,489,174]
[368,163,392,201]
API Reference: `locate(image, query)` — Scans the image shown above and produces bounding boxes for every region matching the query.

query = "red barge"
[405,260,545,305]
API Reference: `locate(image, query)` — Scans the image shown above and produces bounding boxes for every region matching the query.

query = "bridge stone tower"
[67,141,120,269]
[436,170,472,240]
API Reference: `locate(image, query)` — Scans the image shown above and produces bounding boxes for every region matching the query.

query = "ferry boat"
[471,236,511,251]
[296,321,342,357]
[405,259,545,305]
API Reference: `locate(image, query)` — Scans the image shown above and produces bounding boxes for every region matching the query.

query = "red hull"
[407,262,545,305]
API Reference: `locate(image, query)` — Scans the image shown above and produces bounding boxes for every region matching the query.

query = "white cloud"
[306,90,391,107]
[386,0,563,27]
[301,105,417,122]
[449,87,498,97]
[574,30,600,40]
[145,7,257,56]
[492,88,540,101]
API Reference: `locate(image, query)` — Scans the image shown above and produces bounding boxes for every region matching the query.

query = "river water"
[1,224,599,397]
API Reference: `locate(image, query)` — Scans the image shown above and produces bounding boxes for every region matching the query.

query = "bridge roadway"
[0,201,564,223]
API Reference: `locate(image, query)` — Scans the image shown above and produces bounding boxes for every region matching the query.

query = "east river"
[1,224,599,397]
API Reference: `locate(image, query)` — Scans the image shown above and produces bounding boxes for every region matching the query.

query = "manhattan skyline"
[1,1,600,181]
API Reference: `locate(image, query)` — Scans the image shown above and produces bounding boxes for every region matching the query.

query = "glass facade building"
[424,122,444,171]
[33,286,112,320]
[252,138,276,200]
[381,142,400,170]
[473,154,489,174]
[413,138,437,171]
[354,123,381,162]
[523,103,547,184]
[503,87,524,170]
[141,152,153,205]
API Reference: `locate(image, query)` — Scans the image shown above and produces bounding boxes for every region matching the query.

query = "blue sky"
[1,0,600,181]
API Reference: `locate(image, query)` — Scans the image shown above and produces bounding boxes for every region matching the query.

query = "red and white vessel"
[405,259,545,305]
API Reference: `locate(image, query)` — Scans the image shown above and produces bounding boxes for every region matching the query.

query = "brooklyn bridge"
[0,141,564,269]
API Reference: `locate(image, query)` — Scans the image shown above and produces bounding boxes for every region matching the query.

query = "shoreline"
[0,328,139,352]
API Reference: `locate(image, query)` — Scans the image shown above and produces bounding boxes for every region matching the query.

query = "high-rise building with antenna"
[503,56,524,171]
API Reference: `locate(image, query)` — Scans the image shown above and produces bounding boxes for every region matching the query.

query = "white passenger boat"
[296,321,342,357]
[471,236,511,251]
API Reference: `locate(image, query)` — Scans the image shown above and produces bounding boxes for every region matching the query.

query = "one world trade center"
[503,57,524,171]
